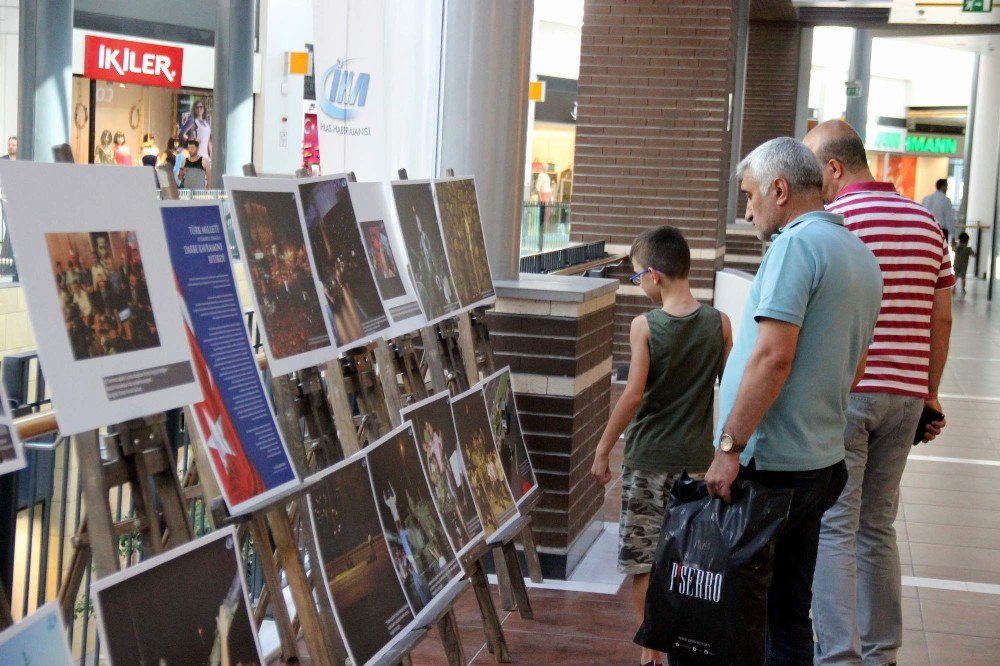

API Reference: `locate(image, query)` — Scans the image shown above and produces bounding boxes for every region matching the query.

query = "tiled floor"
[412,280,1000,665]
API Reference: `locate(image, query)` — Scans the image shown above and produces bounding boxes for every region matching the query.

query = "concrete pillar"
[845,28,872,141]
[437,0,532,282]
[794,26,814,139]
[213,0,255,187]
[725,0,750,227]
[16,0,72,162]
[968,52,1000,278]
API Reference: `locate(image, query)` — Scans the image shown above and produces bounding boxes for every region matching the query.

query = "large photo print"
[366,424,462,614]
[400,392,484,558]
[46,231,160,360]
[309,458,415,666]
[298,177,389,348]
[390,181,459,323]
[483,368,538,505]
[92,528,261,666]
[433,178,495,307]
[450,387,519,539]
[360,219,406,300]
[226,180,336,375]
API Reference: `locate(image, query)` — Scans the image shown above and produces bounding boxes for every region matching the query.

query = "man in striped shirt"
[805,120,953,666]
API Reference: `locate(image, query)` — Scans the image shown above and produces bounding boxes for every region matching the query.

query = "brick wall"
[737,20,801,217]
[570,0,743,366]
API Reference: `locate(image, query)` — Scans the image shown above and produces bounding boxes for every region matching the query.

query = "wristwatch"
[719,433,741,454]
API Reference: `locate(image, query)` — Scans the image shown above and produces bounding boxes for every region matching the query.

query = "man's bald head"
[803,120,874,203]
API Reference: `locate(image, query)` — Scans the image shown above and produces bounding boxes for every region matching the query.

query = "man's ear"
[828,159,844,181]
[773,177,791,206]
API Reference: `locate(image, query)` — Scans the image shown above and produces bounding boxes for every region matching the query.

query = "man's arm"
[705,319,799,502]
[923,287,952,442]
[853,350,868,390]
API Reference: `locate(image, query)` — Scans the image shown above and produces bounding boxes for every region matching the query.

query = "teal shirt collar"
[772,210,845,240]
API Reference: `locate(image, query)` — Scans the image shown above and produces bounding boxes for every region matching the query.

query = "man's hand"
[705,450,742,503]
[922,396,947,443]
[591,452,613,486]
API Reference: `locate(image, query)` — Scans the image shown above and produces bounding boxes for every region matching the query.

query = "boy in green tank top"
[591,226,732,666]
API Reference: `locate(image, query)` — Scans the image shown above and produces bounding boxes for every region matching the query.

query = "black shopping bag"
[634,472,792,665]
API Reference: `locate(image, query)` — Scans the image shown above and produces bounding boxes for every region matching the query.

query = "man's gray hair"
[736,137,823,195]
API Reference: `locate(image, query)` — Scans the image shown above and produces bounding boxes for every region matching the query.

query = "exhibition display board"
[0,602,73,665]
[0,157,535,666]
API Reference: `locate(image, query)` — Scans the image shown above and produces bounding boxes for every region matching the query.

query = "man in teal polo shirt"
[704,137,882,664]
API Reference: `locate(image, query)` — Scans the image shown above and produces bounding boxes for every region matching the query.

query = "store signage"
[963,0,993,13]
[319,58,370,121]
[872,129,905,152]
[905,134,960,155]
[845,80,863,98]
[84,35,184,89]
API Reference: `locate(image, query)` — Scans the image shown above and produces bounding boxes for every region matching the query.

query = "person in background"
[805,119,953,666]
[536,169,552,229]
[140,133,159,167]
[921,178,956,244]
[180,139,210,190]
[705,137,882,663]
[1,136,16,160]
[591,225,732,666]
[953,231,975,294]
[157,138,182,186]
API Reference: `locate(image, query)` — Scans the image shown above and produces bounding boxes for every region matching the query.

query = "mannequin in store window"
[180,138,210,190]
[140,133,159,167]
[113,131,132,166]
[180,99,212,159]
[95,130,116,165]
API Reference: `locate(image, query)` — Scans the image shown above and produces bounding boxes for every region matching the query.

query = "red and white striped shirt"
[828,182,955,398]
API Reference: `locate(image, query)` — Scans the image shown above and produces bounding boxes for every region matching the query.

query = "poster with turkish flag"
[160,201,299,514]
[84,35,184,89]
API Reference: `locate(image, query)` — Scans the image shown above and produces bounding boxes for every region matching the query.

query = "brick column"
[486,274,617,578]
[570,0,745,366]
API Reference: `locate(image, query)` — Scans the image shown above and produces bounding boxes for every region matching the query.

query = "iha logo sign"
[319,58,371,123]
[84,35,184,89]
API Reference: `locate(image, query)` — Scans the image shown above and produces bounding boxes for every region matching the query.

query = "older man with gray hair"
[704,137,883,663]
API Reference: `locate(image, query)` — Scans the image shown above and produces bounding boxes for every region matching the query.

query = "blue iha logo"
[319,58,370,121]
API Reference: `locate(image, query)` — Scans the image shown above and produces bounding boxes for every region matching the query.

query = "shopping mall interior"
[1,0,1000,664]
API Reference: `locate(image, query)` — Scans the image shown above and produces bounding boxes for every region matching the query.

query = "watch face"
[720,434,734,452]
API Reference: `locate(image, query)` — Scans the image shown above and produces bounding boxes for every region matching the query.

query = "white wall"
[252,0,312,175]
[0,0,18,146]
[968,53,1000,276]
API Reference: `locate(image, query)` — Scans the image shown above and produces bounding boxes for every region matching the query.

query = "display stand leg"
[499,540,534,620]
[396,336,428,400]
[518,515,545,584]
[469,558,512,662]
[419,327,449,393]
[73,430,121,578]
[323,359,363,456]
[267,507,336,666]
[455,312,480,385]
[492,544,516,612]
[248,517,298,663]
[437,607,467,666]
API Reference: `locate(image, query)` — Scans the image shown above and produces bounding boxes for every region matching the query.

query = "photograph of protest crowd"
[229,189,331,359]
[483,368,537,504]
[434,179,495,307]
[299,178,389,347]
[93,529,261,666]
[391,182,459,321]
[309,458,415,665]
[359,219,406,301]
[401,393,483,555]
[367,425,461,614]
[451,388,519,538]
[45,231,160,361]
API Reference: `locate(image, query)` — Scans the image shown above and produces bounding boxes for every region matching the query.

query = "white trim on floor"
[902,576,1000,596]
[908,454,1000,467]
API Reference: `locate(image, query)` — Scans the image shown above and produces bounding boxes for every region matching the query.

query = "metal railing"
[520,202,572,255]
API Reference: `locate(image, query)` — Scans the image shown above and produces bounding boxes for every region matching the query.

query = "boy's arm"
[719,312,733,382]
[590,315,650,486]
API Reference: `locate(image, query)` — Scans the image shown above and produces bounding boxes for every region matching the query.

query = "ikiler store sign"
[84,35,184,89]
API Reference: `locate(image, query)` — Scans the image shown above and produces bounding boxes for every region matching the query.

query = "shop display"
[450,386,519,539]
[390,181,460,323]
[0,602,73,665]
[433,178,495,308]
[349,181,426,337]
[308,456,416,666]
[179,96,213,157]
[95,129,116,164]
[0,377,26,476]
[0,162,200,435]
[482,367,538,505]
[161,201,301,513]
[400,392,484,558]
[112,131,132,165]
[297,175,390,349]
[225,177,337,376]
[366,423,463,615]
[92,527,262,666]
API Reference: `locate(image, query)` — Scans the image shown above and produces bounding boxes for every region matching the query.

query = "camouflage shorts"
[618,467,703,575]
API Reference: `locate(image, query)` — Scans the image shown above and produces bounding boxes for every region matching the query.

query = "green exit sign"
[963,0,993,12]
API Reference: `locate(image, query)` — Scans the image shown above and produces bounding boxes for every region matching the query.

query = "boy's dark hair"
[936,178,948,190]
[186,139,200,148]
[959,232,970,244]
[630,226,690,279]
